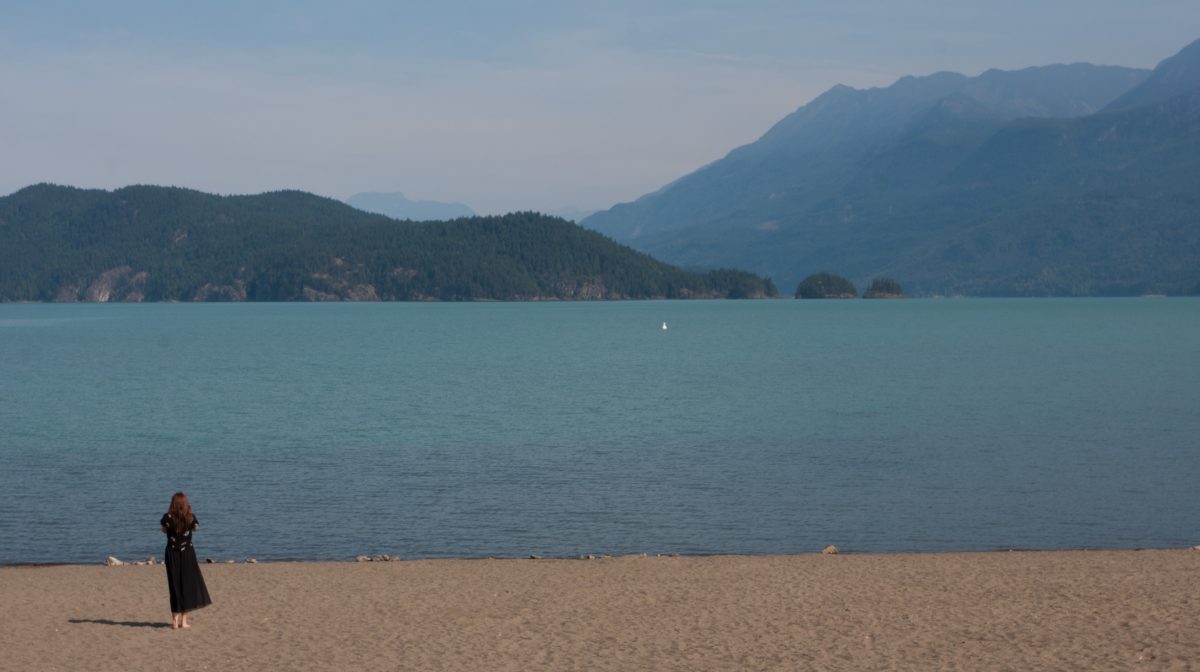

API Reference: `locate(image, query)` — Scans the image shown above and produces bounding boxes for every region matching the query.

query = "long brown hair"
[167,492,195,534]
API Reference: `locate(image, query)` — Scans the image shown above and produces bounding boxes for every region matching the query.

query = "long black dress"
[160,513,213,613]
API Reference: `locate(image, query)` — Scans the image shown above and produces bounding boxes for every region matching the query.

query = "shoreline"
[5,544,1197,569]
[4,548,1197,670]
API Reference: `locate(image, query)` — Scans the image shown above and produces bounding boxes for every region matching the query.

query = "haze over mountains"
[345,193,596,224]
[583,39,1200,296]
[345,191,475,221]
[6,41,1198,299]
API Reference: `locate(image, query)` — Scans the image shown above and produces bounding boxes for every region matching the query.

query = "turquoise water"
[1,299,1197,563]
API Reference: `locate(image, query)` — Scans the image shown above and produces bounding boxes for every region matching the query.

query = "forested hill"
[0,184,776,302]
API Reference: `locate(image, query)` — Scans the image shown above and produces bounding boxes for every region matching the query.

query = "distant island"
[795,273,857,299]
[863,278,905,299]
[794,273,905,298]
[0,184,776,302]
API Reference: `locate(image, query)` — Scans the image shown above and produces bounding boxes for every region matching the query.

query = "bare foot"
[181,621,190,629]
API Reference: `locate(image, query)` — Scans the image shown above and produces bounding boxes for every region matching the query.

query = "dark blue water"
[1,300,1197,563]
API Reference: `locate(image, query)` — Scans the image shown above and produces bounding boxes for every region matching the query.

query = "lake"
[1,299,1197,563]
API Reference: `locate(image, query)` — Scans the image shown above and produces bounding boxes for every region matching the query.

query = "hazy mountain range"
[6,41,1198,299]
[345,192,596,224]
[582,38,1200,296]
[345,191,475,221]
[546,206,601,223]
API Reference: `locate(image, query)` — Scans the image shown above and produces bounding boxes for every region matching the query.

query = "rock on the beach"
[146,557,157,565]
[205,557,214,564]
[355,555,370,562]
[105,556,124,566]
[823,545,840,555]
[246,558,257,564]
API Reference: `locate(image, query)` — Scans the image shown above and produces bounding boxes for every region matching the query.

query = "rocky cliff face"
[53,266,149,302]
[192,281,248,302]
[48,268,390,303]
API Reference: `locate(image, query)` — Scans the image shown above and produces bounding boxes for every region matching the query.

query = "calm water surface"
[1,299,1197,563]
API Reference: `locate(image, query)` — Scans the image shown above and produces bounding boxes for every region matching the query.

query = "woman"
[160,492,212,629]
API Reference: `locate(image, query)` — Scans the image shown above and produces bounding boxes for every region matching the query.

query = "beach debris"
[245,558,257,564]
[133,560,146,565]
[1193,545,1200,551]
[105,556,124,566]
[822,545,840,555]
[356,554,394,562]
[205,557,214,563]
[529,554,541,560]
[146,556,157,565]
[225,559,235,564]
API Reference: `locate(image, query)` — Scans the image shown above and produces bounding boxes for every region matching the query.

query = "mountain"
[547,206,600,223]
[895,86,1200,295]
[0,185,776,302]
[1104,38,1200,112]
[583,63,1146,246]
[345,191,475,221]
[579,44,1200,296]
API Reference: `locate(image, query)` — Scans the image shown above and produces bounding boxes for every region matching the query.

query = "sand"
[1,550,1197,671]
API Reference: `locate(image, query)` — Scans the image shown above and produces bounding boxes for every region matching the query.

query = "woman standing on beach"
[160,492,212,629]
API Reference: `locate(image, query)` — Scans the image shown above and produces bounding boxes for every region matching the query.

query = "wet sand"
[1,550,1197,671]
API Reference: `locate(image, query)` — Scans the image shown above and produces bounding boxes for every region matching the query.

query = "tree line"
[794,273,905,299]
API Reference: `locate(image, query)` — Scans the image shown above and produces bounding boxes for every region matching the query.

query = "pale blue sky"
[2,1,1197,214]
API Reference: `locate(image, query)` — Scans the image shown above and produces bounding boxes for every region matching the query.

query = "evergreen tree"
[795,272,857,299]
[864,277,904,298]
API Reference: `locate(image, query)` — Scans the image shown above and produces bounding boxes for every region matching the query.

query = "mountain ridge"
[0,184,776,302]
[1104,38,1200,112]
[580,41,1200,296]
[345,191,475,221]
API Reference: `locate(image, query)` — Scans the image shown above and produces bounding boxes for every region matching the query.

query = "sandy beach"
[1,550,1196,671]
